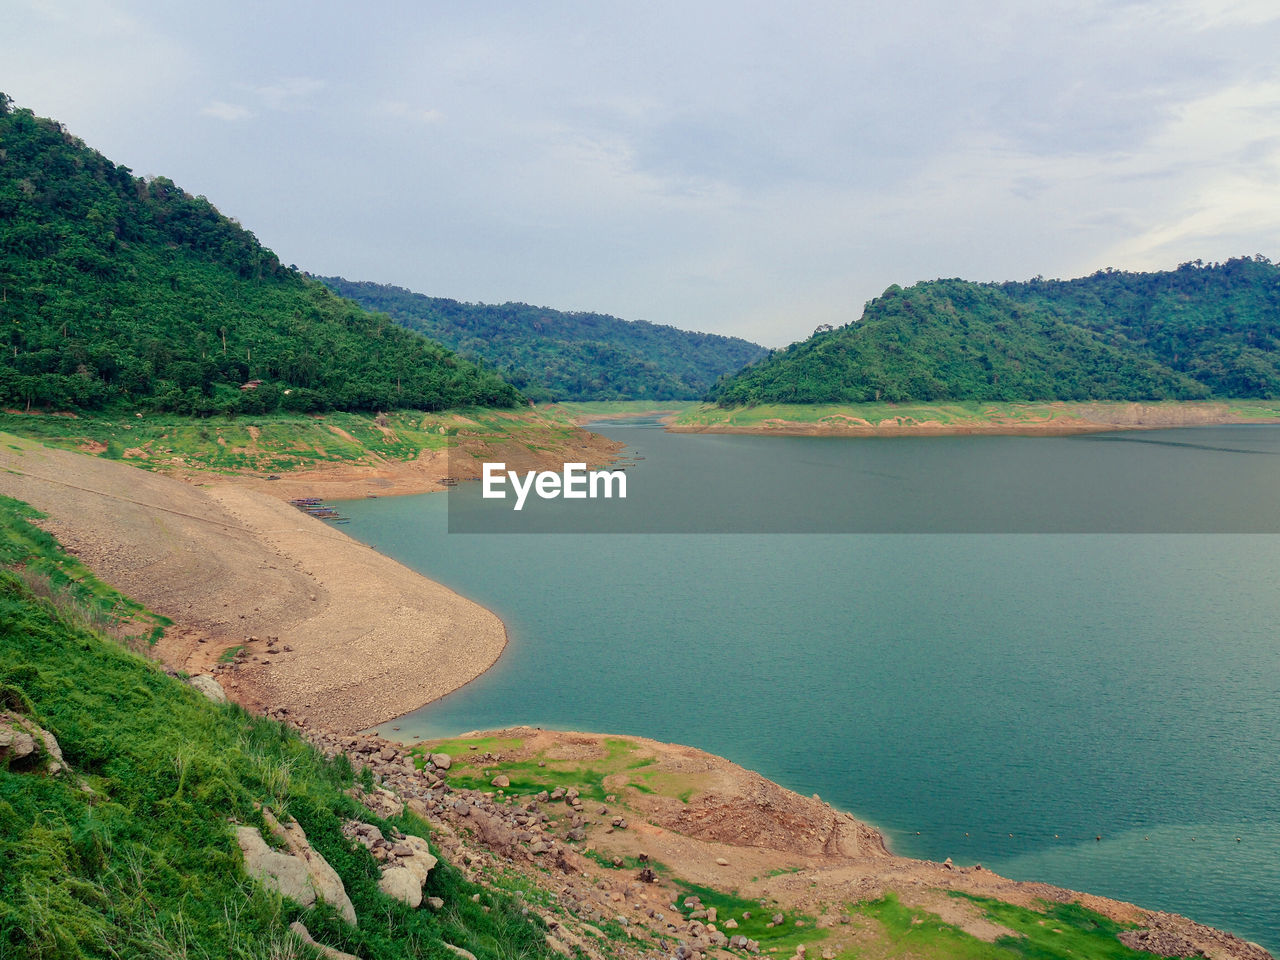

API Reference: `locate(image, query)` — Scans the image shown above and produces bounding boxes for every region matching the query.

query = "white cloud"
[201,100,252,122]
[379,100,445,125]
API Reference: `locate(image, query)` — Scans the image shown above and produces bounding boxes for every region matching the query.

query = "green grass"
[413,736,659,803]
[671,879,822,954]
[0,406,599,477]
[0,499,560,960]
[847,892,1181,960]
[0,494,169,646]
[580,849,667,873]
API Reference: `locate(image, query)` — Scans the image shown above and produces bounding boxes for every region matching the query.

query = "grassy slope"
[0,407,597,476]
[0,499,556,960]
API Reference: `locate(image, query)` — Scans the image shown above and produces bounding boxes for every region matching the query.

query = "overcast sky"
[5,1,1280,346]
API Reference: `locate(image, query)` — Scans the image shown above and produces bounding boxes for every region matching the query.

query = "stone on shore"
[187,674,227,703]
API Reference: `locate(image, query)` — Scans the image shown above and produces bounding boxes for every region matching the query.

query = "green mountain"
[0,95,521,415]
[709,259,1280,405]
[319,277,768,402]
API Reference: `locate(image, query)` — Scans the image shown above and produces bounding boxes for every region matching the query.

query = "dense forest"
[709,259,1280,405]
[320,278,767,402]
[0,96,521,414]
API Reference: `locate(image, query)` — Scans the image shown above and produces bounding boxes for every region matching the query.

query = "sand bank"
[670,401,1280,437]
[0,434,505,732]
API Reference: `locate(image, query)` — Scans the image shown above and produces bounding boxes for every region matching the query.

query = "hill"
[709,259,1280,405]
[0,95,520,415]
[319,277,768,402]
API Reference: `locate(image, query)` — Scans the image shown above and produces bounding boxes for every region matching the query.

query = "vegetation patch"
[0,496,558,959]
[847,892,1180,960]
[673,879,822,954]
[0,494,168,645]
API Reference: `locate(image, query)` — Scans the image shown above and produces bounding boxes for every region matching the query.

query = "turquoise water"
[342,422,1280,948]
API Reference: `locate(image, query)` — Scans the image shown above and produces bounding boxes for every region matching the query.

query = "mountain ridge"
[709,258,1280,405]
[319,276,768,402]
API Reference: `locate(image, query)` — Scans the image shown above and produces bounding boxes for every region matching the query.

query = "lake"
[341,421,1280,949]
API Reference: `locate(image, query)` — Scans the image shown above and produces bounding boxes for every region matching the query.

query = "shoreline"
[0,433,508,733]
[0,429,1273,955]
[670,400,1280,437]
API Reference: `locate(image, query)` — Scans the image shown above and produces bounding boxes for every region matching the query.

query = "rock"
[725,919,739,929]
[187,674,227,703]
[289,921,361,960]
[378,866,423,908]
[236,810,357,926]
[715,857,728,866]
[426,896,444,911]
[492,774,510,789]
[0,712,66,775]
[237,827,321,912]
[397,834,438,885]
[771,914,784,925]
[442,945,478,960]
[431,752,452,770]
[0,721,37,762]
[1116,929,1203,958]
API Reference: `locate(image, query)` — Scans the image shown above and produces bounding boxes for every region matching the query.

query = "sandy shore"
[670,401,1280,436]
[0,433,505,732]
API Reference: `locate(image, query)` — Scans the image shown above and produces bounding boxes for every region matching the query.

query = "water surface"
[342,422,1280,949]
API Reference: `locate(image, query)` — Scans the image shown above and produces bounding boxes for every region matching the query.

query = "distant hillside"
[1000,257,1280,398]
[709,259,1280,405]
[0,95,520,414]
[319,277,768,402]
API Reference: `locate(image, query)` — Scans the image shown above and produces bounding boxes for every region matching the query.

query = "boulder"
[442,944,478,960]
[378,866,423,908]
[236,810,357,926]
[491,774,510,789]
[187,674,227,704]
[0,711,65,775]
[430,752,452,770]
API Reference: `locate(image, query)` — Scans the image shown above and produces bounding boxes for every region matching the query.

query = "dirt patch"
[206,426,624,501]
[0,434,506,733]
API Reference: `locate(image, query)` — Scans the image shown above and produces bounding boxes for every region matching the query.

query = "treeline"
[320,278,768,402]
[709,258,1280,405]
[0,95,521,414]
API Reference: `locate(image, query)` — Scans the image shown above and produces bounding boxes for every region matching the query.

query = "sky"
[5,1,1280,347]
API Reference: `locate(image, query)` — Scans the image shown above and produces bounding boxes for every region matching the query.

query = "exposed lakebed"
[344,420,1280,949]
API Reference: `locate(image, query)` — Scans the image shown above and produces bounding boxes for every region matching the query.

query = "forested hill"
[0,96,521,414]
[708,258,1280,405]
[319,277,768,402]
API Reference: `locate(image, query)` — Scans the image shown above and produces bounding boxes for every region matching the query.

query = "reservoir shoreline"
[0,426,1274,955]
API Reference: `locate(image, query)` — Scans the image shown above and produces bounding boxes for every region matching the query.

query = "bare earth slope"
[0,433,504,731]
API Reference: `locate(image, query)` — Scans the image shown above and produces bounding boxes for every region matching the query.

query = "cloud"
[379,100,445,125]
[252,77,325,111]
[201,100,252,122]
